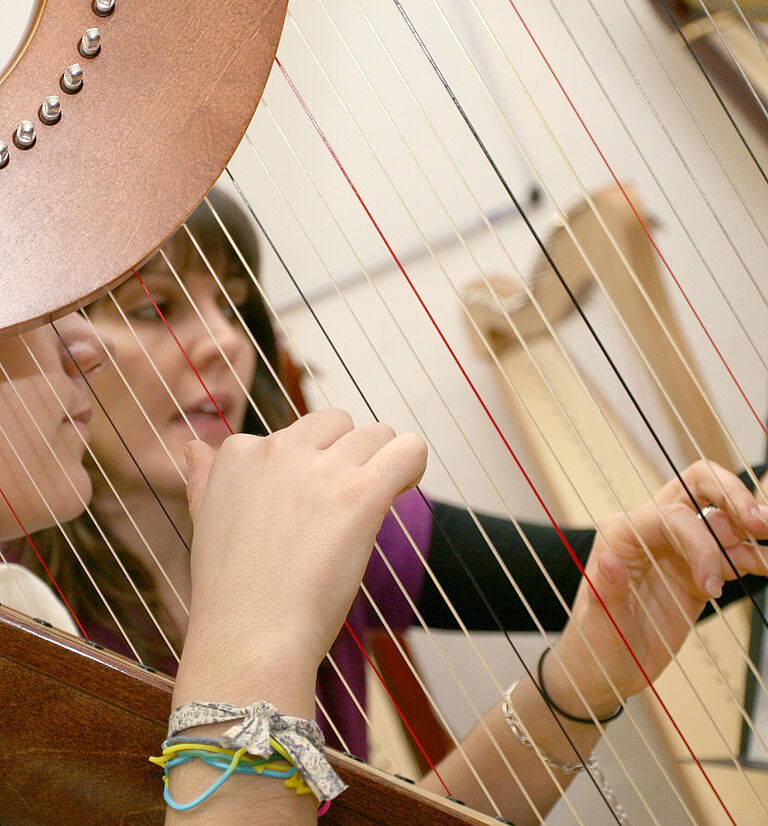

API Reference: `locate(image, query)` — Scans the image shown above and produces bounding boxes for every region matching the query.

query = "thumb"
[184,440,217,523]
[591,547,630,606]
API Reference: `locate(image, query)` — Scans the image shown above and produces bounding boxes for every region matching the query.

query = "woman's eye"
[128,301,167,321]
[221,302,237,321]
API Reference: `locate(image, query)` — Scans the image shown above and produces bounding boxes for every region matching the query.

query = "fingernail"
[705,576,723,598]
[755,505,768,526]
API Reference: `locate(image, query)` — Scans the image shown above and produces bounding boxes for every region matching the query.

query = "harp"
[2,1,768,824]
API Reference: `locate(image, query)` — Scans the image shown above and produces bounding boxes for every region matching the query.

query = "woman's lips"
[173,394,236,435]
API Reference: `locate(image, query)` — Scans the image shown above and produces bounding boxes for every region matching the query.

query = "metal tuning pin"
[0,142,8,169]
[13,121,36,150]
[92,0,115,16]
[60,64,84,94]
[39,96,62,125]
[79,28,101,59]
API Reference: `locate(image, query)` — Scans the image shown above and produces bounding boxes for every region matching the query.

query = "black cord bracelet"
[537,648,624,725]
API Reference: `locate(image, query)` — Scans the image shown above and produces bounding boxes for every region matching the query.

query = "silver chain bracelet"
[502,682,630,825]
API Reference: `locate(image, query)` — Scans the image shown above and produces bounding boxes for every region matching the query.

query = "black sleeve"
[416,501,594,632]
[418,468,768,632]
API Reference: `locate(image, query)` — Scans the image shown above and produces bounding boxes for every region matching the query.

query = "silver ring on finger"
[697,504,718,520]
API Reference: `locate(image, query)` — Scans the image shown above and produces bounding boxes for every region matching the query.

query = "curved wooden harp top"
[0,0,287,337]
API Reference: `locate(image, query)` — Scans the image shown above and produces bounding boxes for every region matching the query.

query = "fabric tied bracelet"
[166,700,347,803]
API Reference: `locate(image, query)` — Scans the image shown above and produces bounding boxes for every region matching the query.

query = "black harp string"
[656,0,768,185]
[392,0,768,631]
[224,170,628,821]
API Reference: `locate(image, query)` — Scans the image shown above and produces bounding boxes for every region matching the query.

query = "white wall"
[0,0,38,76]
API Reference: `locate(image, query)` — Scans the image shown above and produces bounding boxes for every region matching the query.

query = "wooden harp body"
[2,1,768,824]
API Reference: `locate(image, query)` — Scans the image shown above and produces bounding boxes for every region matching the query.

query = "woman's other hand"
[547,460,768,720]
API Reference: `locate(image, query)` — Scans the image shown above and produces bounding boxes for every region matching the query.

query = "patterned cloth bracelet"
[167,700,347,802]
[502,682,629,825]
[538,648,624,725]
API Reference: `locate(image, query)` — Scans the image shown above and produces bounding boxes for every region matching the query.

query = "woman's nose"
[54,312,115,379]
[193,300,242,365]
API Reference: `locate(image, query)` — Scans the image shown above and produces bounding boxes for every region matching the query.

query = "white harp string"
[694,1,768,123]
[554,0,768,358]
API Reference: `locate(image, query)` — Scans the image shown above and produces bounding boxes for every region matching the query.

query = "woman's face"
[0,314,109,540]
[85,232,257,497]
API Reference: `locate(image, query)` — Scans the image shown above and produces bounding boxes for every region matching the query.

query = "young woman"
[26,188,763,765]
[2,299,768,825]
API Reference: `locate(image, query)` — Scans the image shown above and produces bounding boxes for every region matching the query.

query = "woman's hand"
[174,409,427,712]
[548,460,768,718]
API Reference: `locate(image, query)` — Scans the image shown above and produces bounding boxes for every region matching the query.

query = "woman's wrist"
[174,622,318,718]
[542,642,623,722]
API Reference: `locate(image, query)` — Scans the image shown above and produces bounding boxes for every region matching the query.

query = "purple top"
[315,489,433,758]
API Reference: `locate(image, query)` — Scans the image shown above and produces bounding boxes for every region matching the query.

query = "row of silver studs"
[0,0,114,170]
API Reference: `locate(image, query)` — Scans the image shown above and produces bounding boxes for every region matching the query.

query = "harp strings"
[1,1,768,816]
[0,187,756,816]
[252,0,768,780]
[657,0,768,183]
